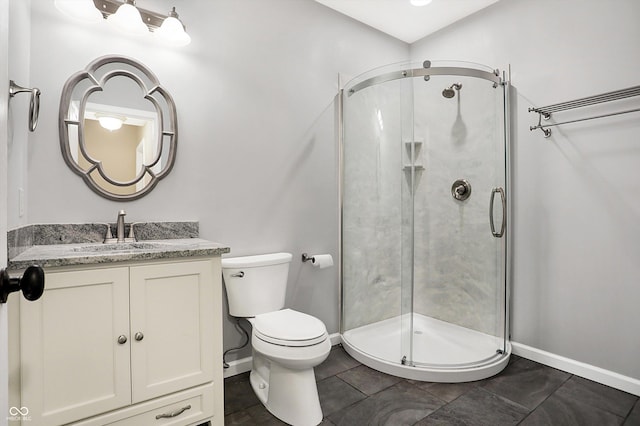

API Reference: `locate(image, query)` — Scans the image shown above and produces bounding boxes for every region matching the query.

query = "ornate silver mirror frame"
[59,55,177,201]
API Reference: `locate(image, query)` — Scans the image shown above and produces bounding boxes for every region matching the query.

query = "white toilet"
[222,252,331,426]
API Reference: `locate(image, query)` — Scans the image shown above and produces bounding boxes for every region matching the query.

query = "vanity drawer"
[73,383,215,426]
[109,387,212,426]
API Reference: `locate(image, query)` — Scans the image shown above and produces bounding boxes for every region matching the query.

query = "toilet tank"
[221,252,293,317]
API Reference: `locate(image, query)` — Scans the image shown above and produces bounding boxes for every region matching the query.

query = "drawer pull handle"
[155,404,191,419]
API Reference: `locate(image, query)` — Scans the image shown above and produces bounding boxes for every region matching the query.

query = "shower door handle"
[489,187,506,238]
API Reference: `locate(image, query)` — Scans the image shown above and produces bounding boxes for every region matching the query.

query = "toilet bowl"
[249,309,331,425]
[222,253,331,426]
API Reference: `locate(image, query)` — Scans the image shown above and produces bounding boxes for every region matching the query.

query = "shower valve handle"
[451,179,472,201]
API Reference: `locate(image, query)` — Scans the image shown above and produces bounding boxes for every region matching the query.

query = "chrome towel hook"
[9,80,41,132]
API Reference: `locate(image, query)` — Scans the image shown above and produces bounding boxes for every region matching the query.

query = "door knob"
[117,335,128,344]
[0,265,45,303]
[134,332,144,341]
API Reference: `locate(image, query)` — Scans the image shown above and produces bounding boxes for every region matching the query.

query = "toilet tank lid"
[222,252,292,268]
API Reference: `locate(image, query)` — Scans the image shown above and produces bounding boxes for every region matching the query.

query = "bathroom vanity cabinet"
[9,256,224,426]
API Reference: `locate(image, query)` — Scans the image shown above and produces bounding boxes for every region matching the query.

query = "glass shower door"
[409,73,507,367]
[342,75,415,367]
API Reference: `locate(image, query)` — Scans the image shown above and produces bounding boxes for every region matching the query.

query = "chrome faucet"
[104,210,136,244]
[116,210,126,243]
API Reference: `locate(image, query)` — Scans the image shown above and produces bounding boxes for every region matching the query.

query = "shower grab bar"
[490,187,505,238]
[528,84,640,138]
[9,80,41,132]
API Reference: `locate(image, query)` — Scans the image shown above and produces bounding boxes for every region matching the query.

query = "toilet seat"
[252,309,328,347]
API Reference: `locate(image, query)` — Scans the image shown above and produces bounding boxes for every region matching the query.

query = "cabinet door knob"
[134,332,144,341]
[117,335,127,344]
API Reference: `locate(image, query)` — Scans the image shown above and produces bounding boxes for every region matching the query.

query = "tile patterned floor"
[224,345,640,426]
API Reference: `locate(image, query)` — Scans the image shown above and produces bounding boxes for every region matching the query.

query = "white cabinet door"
[129,260,215,403]
[20,267,131,426]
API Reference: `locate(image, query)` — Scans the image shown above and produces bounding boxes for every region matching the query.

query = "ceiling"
[314,0,500,44]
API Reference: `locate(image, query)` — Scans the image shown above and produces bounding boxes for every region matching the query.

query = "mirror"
[59,55,177,200]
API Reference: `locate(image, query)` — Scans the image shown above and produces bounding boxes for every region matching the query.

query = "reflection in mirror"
[59,55,177,200]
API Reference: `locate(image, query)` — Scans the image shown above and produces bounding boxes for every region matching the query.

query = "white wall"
[6,0,30,230]
[22,0,408,360]
[411,0,640,379]
[0,0,9,420]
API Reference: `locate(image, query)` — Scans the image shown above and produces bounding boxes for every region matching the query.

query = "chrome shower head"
[442,83,462,98]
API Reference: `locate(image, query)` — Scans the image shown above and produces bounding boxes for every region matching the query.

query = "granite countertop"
[8,239,230,270]
[7,222,230,270]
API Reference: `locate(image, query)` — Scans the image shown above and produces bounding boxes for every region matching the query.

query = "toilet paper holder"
[301,253,333,269]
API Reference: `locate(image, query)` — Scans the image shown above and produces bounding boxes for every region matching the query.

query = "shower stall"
[340,60,511,382]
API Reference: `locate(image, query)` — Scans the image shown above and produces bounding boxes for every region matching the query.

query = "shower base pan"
[341,313,510,383]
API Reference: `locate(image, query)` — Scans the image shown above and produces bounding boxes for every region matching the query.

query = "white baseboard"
[223,356,253,378]
[328,332,342,346]
[511,342,640,397]
[223,333,343,379]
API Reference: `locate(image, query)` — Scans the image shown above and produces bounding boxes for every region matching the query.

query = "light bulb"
[106,2,148,36]
[54,0,103,23]
[97,116,124,131]
[154,9,191,47]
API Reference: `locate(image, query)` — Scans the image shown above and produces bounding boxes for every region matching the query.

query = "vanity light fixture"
[410,0,433,6]
[57,0,191,46]
[96,0,191,45]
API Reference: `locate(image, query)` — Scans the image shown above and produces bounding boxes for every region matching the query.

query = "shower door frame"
[338,61,513,382]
